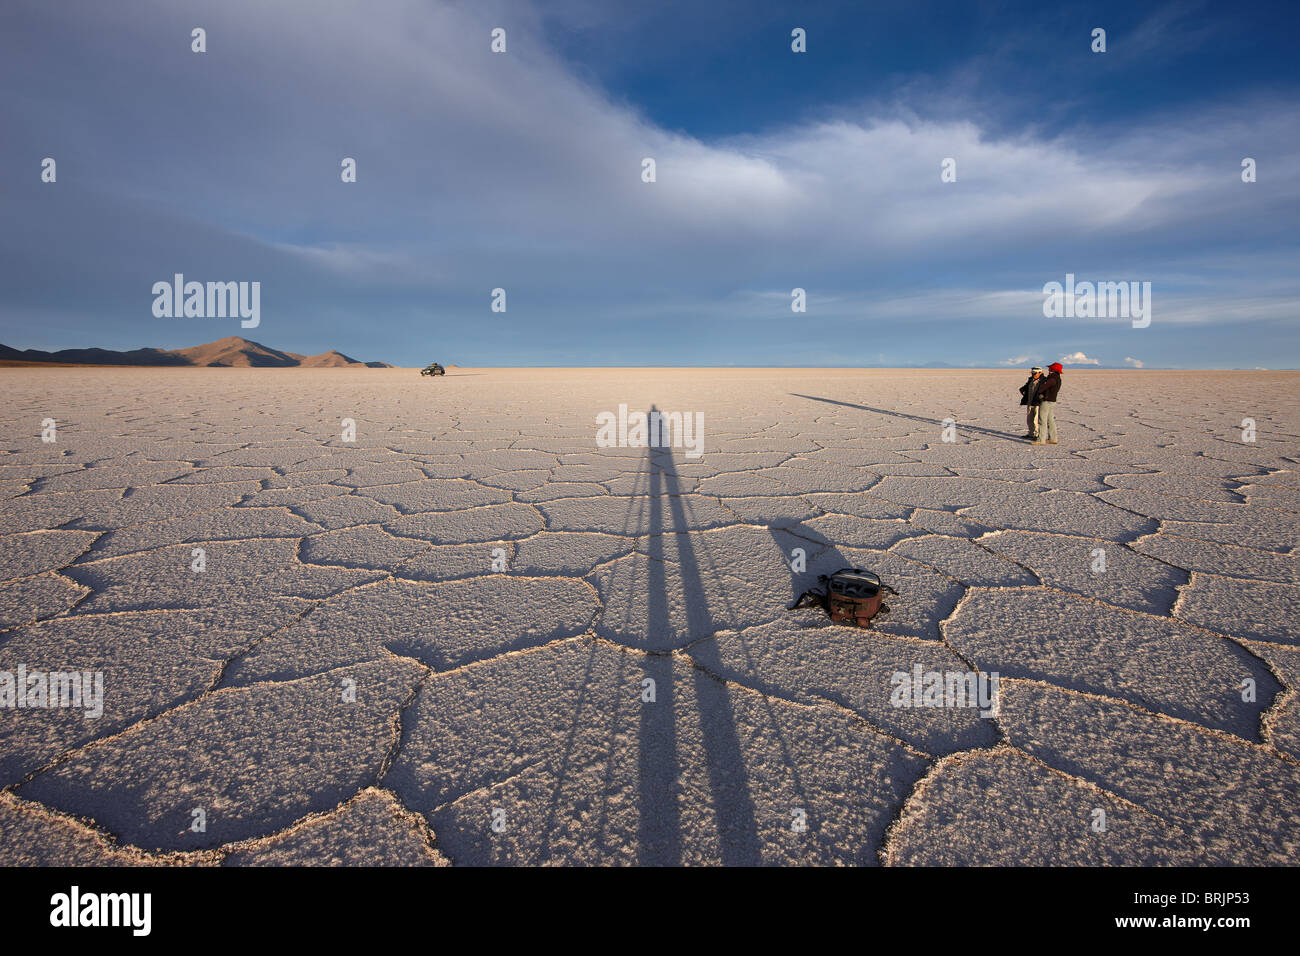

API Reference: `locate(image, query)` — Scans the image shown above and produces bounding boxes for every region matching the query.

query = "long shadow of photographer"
[635,406,762,865]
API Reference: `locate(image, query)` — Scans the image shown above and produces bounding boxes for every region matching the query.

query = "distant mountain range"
[0,337,394,368]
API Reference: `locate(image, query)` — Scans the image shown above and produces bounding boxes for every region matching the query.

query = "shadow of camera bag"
[788,567,898,628]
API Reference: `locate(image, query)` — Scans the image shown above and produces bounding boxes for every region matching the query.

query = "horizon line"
[4,363,1294,371]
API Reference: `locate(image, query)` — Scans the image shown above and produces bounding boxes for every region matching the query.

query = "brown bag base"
[790,567,897,630]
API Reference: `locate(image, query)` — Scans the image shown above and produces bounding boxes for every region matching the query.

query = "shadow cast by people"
[789,393,1024,441]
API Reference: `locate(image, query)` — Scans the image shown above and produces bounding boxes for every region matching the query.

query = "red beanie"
[1049,362,1063,372]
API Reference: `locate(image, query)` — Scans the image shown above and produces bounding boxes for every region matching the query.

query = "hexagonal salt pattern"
[1,366,1296,865]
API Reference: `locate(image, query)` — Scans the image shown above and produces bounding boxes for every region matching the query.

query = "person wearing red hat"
[1032,363,1063,444]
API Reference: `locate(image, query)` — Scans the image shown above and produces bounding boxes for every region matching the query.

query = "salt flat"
[1,366,1298,866]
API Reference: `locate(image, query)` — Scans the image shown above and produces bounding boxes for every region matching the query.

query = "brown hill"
[172,337,299,367]
[0,337,392,368]
[299,350,364,367]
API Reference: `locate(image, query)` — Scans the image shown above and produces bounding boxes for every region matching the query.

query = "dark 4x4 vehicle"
[420,363,446,376]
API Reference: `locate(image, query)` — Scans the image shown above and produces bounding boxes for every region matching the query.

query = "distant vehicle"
[420,363,446,376]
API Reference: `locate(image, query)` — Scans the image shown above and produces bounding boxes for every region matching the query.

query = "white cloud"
[1000,355,1032,366]
[87,1,1299,290]
[1061,352,1100,365]
[1124,356,1144,368]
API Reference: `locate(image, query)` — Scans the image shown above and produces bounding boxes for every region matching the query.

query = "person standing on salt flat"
[1019,365,1044,440]
[1032,363,1063,445]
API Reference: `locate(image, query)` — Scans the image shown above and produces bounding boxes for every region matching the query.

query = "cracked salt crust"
[1,366,1297,865]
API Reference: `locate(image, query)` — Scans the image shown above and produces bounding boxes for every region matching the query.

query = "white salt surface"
[1,366,1297,865]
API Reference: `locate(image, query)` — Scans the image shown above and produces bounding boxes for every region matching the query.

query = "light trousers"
[1039,401,1057,442]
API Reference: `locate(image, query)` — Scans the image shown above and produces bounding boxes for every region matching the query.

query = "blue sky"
[2,0,1297,367]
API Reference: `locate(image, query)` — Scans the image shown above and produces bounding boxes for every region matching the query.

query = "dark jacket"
[1019,376,1042,406]
[1037,370,1062,403]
